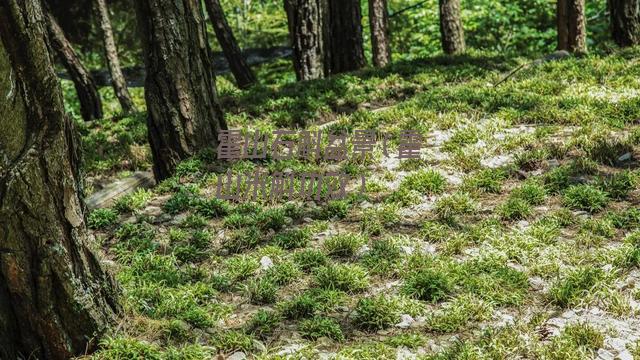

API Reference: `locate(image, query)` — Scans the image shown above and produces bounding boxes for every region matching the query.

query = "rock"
[303,217,313,223]
[227,352,247,360]
[356,245,370,257]
[260,256,274,270]
[529,276,545,291]
[617,350,634,360]
[143,206,162,217]
[606,337,627,352]
[278,344,304,356]
[396,346,417,360]
[395,314,415,329]
[168,213,187,225]
[401,246,414,255]
[481,155,513,169]
[318,351,337,360]
[547,159,560,168]
[618,153,632,162]
[596,348,615,360]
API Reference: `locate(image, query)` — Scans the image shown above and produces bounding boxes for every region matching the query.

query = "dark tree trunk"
[285,0,326,80]
[44,8,103,121]
[204,0,257,89]
[95,0,136,114]
[0,1,120,359]
[609,0,640,47]
[325,0,366,75]
[439,0,465,54]
[557,0,587,53]
[369,0,391,67]
[136,0,227,181]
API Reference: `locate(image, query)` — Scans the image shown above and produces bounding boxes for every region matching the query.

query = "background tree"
[439,0,466,54]
[285,0,326,80]
[95,0,135,113]
[136,0,227,181]
[204,0,257,89]
[0,1,119,359]
[609,0,640,47]
[557,0,587,53]
[369,0,391,66]
[44,8,103,121]
[325,0,366,75]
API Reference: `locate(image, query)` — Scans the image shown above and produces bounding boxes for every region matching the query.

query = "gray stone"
[227,352,247,360]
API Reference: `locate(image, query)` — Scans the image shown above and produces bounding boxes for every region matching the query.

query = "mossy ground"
[75,48,640,359]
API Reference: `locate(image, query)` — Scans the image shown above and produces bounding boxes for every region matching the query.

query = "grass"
[85,48,640,359]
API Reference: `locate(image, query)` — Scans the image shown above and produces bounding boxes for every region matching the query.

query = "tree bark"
[95,0,135,114]
[0,1,120,359]
[609,0,640,47]
[44,8,103,121]
[439,0,465,54]
[325,0,366,75]
[557,0,587,53]
[285,0,326,80]
[369,0,391,67]
[136,0,227,181]
[204,0,257,89]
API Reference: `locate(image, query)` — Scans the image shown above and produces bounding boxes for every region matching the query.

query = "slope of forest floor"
[72,48,640,359]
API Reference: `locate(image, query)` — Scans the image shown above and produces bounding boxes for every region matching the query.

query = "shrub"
[298,316,345,341]
[598,170,636,200]
[498,197,533,220]
[280,293,319,320]
[563,185,609,213]
[245,309,281,339]
[510,180,547,205]
[194,198,230,218]
[352,295,399,331]
[400,169,447,195]
[265,261,302,286]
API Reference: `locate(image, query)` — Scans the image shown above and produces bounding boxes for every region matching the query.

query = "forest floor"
[73,49,640,359]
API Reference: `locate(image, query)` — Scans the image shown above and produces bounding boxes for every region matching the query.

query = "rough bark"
[285,0,326,80]
[204,0,257,89]
[369,0,391,67]
[44,8,103,121]
[557,0,587,53]
[609,0,640,47]
[0,1,120,359]
[439,0,465,54]
[325,0,366,75]
[136,0,227,181]
[95,0,135,114]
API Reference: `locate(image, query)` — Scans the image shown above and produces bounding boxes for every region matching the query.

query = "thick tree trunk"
[0,1,120,359]
[557,0,587,53]
[439,0,465,54]
[95,0,135,114]
[44,8,103,121]
[136,0,227,181]
[325,0,366,75]
[285,0,326,80]
[204,0,257,89]
[609,0,640,47]
[369,0,391,67]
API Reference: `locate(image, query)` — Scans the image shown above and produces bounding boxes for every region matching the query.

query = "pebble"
[277,344,305,356]
[618,153,632,162]
[227,352,247,360]
[395,314,415,329]
[396,347,417,360]
[597,348,615,360]
[260,256,274,270]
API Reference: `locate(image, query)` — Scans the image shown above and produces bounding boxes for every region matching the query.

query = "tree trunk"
[285,0,326,80]
[95,0,135,114]
[369,0,391,67]
[203,0,257,89]
[439,0,465,54]
[325,0,366,75]
[44,8,103,121]
[609,0,640,47]
[557,0,587,53]
[0,1,120,359]
[136,0,227,181]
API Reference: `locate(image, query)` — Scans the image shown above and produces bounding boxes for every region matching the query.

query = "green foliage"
[353,295,399,332]
[298,316,345,341]
[294,249,329,272]
[498,197,533,221]
[402,269,452,302]
[510,180,547,205]
[88,208,118,229]
[273,228,311,249]
[434,192,478,222]
[264,260,301,285]
[400,169,447,195]
[323,233,367,258]
[245,277,278,305]
[463,168,507,193]
[245,309,281,339]
[314,264,370,292]
[563,185,609,213]
[598,171,637,200]
[550,267,606,307]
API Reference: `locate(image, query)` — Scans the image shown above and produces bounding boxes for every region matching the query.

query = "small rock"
[302,217,313,223]
[356,245,370,257]
[395,314,415,329]
[143,206,163,217]
[547,159,560,168]
[400,246,414,255]
[396,346,417,360]
[606,337,627,352]
[260,256,274,270]
[618,153,632,162]
[597,348,615,360]
[227,352,247,360]
[617,350,634,360]
[529,276,545,291]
